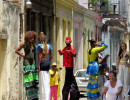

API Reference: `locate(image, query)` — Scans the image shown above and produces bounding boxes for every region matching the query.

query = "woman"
[15,31,39,100]
[37,32,53,100]
[101,72,123,100]
[87,39,107,100]
[117,42,130,100]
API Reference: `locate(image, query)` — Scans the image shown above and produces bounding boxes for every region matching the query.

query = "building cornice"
[56,0,77,8]
[74,4,97,19]
[56,0,77,15]
[0,34,8,39]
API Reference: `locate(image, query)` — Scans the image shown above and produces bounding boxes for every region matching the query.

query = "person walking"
[58,37,79,100]
[49,62,61,100]
[98,52,110,93]
[37,32,53,100]
[117,42,130,100]
[101,72,123,100]
[15,31,39,100]
[87,39,108,100]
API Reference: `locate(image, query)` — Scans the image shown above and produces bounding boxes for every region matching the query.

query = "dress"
[104,80,123,100]
[87,44,107,100]
[23,43,39,100]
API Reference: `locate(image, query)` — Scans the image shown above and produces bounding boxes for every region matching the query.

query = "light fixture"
[26,0,32,9]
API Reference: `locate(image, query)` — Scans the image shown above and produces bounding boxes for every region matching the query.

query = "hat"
[112,63,116,66]
[65,37,72,42]
[51,62,57,67]
[88,39,96,44]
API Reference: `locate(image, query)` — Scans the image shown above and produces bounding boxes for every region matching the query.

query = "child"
[49,62,61,100]
[15,31,39,100]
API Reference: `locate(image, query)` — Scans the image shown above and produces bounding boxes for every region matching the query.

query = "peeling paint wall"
[0,1,24,100]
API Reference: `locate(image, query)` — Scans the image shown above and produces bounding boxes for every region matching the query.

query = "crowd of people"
[15,31,130,100]
[86,40,130,100]
[15,31,79,100]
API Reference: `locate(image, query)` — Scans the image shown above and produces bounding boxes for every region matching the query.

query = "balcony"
[88,1,120,18]
[101,2,120,18]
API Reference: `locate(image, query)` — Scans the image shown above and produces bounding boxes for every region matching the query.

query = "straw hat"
[51,62,57,67]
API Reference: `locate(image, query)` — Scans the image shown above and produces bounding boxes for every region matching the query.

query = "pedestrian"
[37,32,53,100]
[98,52,110,93]
[49,62,61,100]
[128,89,130,100]
[103,67,109,81]
[117,42,130,100]
[111,63,117,72]
[86,39,108,100]
[101,72,123,100]
[15,31,39,100]
[110,63,118,76]
[58,37,79,100]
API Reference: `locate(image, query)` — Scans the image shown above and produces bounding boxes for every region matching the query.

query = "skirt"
[23,64,39,100]
[86,61,101,100]
[39,71,50,100]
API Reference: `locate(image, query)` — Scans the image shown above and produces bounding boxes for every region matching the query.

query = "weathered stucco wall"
[0,1,24,100]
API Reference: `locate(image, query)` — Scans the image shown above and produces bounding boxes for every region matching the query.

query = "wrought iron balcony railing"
[88,1,120,15]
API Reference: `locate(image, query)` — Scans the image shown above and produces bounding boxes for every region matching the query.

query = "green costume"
[23,43,39,100]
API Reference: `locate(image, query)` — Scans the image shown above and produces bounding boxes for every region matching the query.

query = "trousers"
[118,65,130,100]
[51,85,58,100]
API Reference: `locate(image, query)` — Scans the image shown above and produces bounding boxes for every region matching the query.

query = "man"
[58,37,79,100]
[111,63,117,73]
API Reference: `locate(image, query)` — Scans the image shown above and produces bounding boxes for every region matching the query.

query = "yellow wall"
[55,1,75,99]
[0,40,7,100]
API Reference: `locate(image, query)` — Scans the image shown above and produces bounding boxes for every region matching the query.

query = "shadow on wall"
[0,39,7,100]
[0,40,7,76]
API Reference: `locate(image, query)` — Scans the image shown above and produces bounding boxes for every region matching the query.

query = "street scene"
[0,0,130,100]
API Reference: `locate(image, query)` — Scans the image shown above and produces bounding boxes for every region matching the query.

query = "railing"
[101,2,120,15]
[88,1,120,15]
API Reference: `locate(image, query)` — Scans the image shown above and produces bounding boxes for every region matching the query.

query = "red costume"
[61,45,76,67]
[59,37,79,100]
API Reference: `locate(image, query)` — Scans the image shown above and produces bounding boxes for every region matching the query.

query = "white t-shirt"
[105,80,123,100]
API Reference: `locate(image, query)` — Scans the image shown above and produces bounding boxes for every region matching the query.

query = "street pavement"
[80,97,87,100]
[79,96,87,100]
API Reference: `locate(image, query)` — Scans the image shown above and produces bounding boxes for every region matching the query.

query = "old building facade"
[0,0,54,100]
[0,0,103,99]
